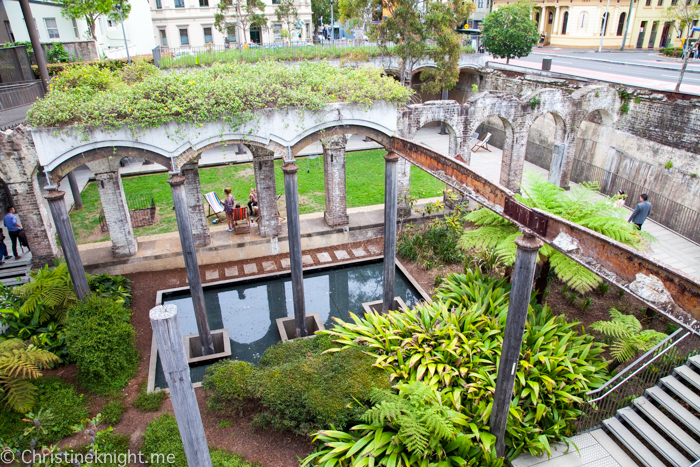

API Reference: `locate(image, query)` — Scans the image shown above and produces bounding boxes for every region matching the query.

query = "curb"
[530,51,700,75]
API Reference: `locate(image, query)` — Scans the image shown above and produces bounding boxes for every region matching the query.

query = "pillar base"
[111,241,139,258]
[324,211,349,227]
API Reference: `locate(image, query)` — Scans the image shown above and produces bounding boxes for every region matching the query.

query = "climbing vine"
[27,60,413,133]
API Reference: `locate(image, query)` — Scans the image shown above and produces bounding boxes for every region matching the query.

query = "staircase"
[602,355,700,467]
[0,251,32,286]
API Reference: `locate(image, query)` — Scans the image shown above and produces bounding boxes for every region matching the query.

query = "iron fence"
[98,194,156,232]
[577,328,700,432]
[570,158,700,244]
[0,80,45,129]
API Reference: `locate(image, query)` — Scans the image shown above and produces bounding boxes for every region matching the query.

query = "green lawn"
[70,149,445,244]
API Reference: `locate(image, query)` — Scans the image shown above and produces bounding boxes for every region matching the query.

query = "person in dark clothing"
[3,207,23,259]
[248,188,258,217]
[628,193,652,230]
[0,229,11,264]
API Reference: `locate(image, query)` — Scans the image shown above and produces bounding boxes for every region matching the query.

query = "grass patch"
[70,149,446,244]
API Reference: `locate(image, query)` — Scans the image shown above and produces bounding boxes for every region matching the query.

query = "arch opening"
[525,112,567,176]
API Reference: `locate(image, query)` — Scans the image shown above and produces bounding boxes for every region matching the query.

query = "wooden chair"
[233,207,250,234]
[204,192,226,221]
[471,132,492,153]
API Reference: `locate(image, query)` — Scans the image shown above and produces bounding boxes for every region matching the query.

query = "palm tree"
[0,339,59,412]
[459,171,654,297]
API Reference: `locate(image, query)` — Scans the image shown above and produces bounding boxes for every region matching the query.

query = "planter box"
[183,328,231,365]
[276,313,324,342]
[362,297,407,314]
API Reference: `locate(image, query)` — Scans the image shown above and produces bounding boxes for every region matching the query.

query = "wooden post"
[168,174,215,356]
[282,160,307,338]
[149,304,213,467]
[382,151,399,313]
[67,171,83,210]
[490,229,543,458]
[18,0,49,92]
[44,189,90,301]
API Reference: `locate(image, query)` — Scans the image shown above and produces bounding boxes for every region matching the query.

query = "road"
[488,49,700,95]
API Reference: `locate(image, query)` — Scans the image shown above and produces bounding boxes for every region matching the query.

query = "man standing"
[3,206,23,259]
[628,193,652,230]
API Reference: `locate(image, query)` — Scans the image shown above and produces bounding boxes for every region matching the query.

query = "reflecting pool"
[153,260,423,388]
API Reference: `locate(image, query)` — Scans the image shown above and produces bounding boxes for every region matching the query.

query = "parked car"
[172,50,196,58]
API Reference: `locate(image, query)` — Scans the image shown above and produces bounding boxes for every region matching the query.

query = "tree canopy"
[665,2,700,91]
[481,1,538,64]
[214,0,267,44]
[61,0,132,42]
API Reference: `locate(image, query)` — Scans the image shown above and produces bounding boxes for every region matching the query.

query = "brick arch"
[173,139,289,168]
[572,86,619,126]
[51,147,172,180]
[288,124,394,157]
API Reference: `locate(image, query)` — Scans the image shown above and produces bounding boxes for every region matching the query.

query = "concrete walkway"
[412,127,700,280]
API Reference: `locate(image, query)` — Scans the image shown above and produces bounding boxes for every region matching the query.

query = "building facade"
[0,0,155,57]
[149,0,313,48]
[629,0,699,50]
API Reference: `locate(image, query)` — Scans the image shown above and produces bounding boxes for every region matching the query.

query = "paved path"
[412,127,700,280]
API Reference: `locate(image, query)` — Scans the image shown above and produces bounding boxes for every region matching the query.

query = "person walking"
[614,189,626,208]
[628,193,652,230]
[222,188,235,232]
[3,207,23,259]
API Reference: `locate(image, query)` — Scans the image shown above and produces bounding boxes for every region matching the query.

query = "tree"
[311,0,331,39]
[276,0,300,41]
[215,0,267,45]
[61,0,131,42]
[591,309,667,366]
[0,339,59,412]
[339,0,473,92]
[665,2,700,92]
[459,171,655,298]
[481,1,538,65]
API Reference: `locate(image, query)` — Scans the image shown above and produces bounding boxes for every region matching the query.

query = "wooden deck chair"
[276,194,286,223]
[233,207,250,234]
[204,192,227,221]
[471,132,492,153]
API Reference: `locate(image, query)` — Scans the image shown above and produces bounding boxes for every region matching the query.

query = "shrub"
[0,404,25,446]
[0,339,59,412]
[250,335,392,435]
[133,383,168,412]
[202,360,254,414]
[397,213,466,269]
[591,308,667,362]
[102,400,126,425]
[88,274,133,307]
[598,282,610,297]
[323,270,609,459]
[65,296,139,394]
[34,377,89,443]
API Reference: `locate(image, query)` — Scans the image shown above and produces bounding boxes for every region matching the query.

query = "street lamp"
[330,0,335,46]
[115,2,131,64]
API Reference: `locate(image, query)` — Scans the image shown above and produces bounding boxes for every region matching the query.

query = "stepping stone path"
[334,250,350,260]
[352,248,367,257]
[317,252,332,263]
[243,263,258,275]
[205,269,220,281]
[225,266,238,277]
[302,255,314,266]
[368,245,382,255]
[262,261,277,272]
[280,258,290,269]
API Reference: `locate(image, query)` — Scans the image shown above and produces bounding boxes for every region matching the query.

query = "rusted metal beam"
[392,136,700,332]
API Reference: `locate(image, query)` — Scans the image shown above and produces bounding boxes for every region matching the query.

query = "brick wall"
[322,135,349,226]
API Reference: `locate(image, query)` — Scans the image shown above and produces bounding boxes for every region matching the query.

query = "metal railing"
[98,194,156,232]
[570,158,700,244]
[577,328,700,432]
[0,80,44,129]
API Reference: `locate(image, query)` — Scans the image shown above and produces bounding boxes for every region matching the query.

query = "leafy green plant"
[0,339,59,412]
[133,383,168,412]
[620,101,630,114]
[598,282,610,297]
[202,360,254,414]
[691,173,698,178]
[581,297,594,311]
[634,96,641,104]
[33,377,89,443]
[665,160,674,169]
[397,209,467,268]
[459,171,654,294]
[47,42,69,63]
[65,296,139,394]
[529,96,541,109]
[664,322,680,334]
[302,382,501,467]
[323,270,608,458]
[591,309,668,362]
[101,400,126,425]
[89,274,132,306]
[618,289,625,298]
[472,84,479,93]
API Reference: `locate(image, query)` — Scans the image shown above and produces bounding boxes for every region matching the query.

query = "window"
[203,26,213,43]
[107,19,116,27]
[616,12,626,35]
[657,0,663,5]
[274,23,282,40]
[156,0,162,8]
[600,12,608,35]
[671,0,677,4]
[71,18,79,38]
[477,0,483,8]
[561,11,568,34]
[159,29,167,45]
[693,20,698,37]
[645,0,651,6]
[179,28,189,45]
[272,0,280,4]
[579,12,588,30]
[200,0,209,5]
[227,27,236,42]
[44,18,59,39]
[548,11,553,24]
[4,21,15,42]
[174,0,185,7]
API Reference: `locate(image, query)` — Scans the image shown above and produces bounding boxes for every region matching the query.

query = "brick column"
[321,135,349,226]
[250,146,281,238]
[397,157,412,217]
[500,129,528,192]
[86,159,137,257]
[181,161,211,247]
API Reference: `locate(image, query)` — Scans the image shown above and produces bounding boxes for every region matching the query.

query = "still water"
[154,260,422,388]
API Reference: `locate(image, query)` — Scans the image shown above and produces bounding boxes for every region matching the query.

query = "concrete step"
[677,365,700,392]
[0,264,31,279]
[589,429,640,467]
[635,397,700,459]
[618,407,692,467]
[662,376,700,413]
[646,386,700,438]
[689,355,700,373]
[0,275,29,286]
[603,417,666,467]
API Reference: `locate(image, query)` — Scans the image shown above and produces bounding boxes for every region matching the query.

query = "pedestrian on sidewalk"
[628,193,652,230]
[222,188,235,232]
[614,189,626,208]
[3,207,23,259]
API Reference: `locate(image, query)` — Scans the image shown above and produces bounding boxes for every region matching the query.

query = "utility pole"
[620,0,636,50]
[598,0,611,52]
[116,2,130,64]
[330,0,335,46]
[18,0,49,92]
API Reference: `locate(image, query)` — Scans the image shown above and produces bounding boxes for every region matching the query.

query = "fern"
[548,252,602,293]
[590,309,667,362]
[0,339,60,412]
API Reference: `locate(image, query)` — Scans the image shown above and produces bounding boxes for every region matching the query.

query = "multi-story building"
[628,0,699,50]
[0,0,155,57]
[149,0,313,48]
[468,0,491,29]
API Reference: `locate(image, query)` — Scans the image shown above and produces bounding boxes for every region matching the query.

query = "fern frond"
[548,252,602,293]
[1,378,37,413]
[458,226,517,252]
[465,208,514,227]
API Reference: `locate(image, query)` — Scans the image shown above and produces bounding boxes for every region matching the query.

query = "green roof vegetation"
[27,60,412,131]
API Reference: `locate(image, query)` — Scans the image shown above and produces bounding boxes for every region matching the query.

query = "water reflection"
[155,261,421,388]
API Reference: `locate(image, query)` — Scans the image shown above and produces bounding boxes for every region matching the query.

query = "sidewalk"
[529,49,700,74]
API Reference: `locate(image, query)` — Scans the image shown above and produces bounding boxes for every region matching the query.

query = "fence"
[577,328,700,432]
[0,80,45,130]
[98,194,156,232]
[570,158,700,244]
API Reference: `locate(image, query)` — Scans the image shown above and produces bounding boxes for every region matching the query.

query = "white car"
[172,50,196,59]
